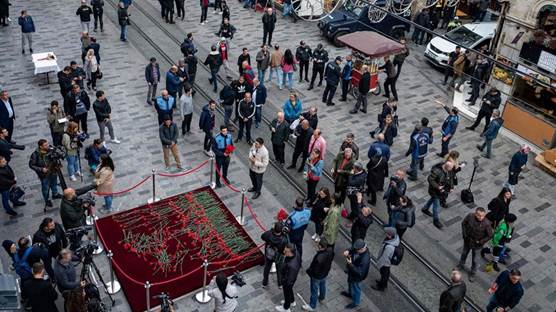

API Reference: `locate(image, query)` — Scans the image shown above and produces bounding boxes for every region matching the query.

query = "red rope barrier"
[244,198,267,232]
[93,175,151,196]
[214,163,242,193]
[157,160,209,177]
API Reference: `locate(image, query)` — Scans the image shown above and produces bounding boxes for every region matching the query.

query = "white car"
[424,22,497,67]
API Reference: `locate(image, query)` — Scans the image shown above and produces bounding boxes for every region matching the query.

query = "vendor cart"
[336,31,407,99]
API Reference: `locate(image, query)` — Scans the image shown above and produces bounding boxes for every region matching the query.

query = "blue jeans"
[209,71,218,92]
[1,190,11,212]
[485,295,503,312]
[309,277,326,309]
[423,196,440,222]
[407,157,423,179]
[281,72,293,90]
[283,3,293,16]
[348,281,361,306]
[120,24,127,40]
[255,106,262,126]
[66,155,79,177]
[269,67,282,86]
[104,195,113,211]
[481,138,493,158]
[40,175,60,202]
[257,69,266,85]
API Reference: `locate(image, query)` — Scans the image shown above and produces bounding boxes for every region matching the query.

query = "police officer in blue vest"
[286,197,311,259]
[437,102,459,157]
[211,125,234,188]
[405,125,431,180]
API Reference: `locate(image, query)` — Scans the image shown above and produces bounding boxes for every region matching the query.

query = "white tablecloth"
[32,52,60,75]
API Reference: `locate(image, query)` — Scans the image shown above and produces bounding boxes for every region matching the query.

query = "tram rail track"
[104,1,484,310]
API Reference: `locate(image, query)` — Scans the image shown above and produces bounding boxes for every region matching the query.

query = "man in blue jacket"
[145,57,160,105]
[341,239,370,309]
[322,57,341,106]
[339,55,353,102]
[405,125,430,180]
[155,90,175,125]
[18,10,35,54]
[486,269,524,312]
[252,78,267,128]
[199,101,216,154]
[286,197,311,259]
[367,134,391,161]
[437,102,459,157]
[165,66,183,101]
[503,145,530,196]
[477,109,503,159]
[211,125,233,188]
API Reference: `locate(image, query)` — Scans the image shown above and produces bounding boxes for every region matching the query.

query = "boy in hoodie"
[372,227,400,291]
[477,109,503,159]
[204,45,222,93]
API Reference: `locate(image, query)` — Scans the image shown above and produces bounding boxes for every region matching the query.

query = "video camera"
[230,272,246,287]
[45,146,67,163]
[70,133,88,149]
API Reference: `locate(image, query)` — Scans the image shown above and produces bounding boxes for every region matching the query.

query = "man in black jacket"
[237,47,251,75]
[21,263,59,312]
[308,44,328,90]
[204,45,222,93]
[93,90,120,144]
[341,239,371,309]
[276,243,301,312]
[219,84,236,129]
[53,248,84,293]
[0,127,24,163]
[64,84,91,135]
[422,161,454,229]
[458,207,492,282]
[322,56,341,106]
[303,239,334,311]
[439,269,466,312]
[261,222,288,288]
[29,139,62,207]
[486,269,524,312]
[0,156,21,216]
[296,41,312,83]
[384,169,407,224]
[269,112,289,166]
[466,87,501,133]
[379,56,398,101]
[288,120,313,170]
[58,67,74,98]
[60,188,89,250]
[351,205,373,242]
[0,90,16,142]
[76,0,93,33]
[91,0,104,32]
[162,0,175,23]
[350,65,371,114]
[32,217,68,259]
[465,56,489,106]
[235,92,255,145]
[145,57,160,105]
[261,8,276,46]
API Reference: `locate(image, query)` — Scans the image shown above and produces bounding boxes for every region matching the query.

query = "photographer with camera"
[207,272,238,312]
[261,222,288,288]
[29,139,63,207]
[33,217,68,260]
[63,122,83,182]
[54,248,85,295]
[60,188,91,250]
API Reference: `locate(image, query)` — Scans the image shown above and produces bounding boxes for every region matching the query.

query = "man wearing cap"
[372,227,400,291]
[341,239,370,309]
[296,41,312,83]
[303,238,334,311]
[308,44,329,90]
[322,57,342,106]
[159,115,183,171]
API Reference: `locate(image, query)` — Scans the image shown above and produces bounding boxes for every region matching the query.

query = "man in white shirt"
[248,137,269,199]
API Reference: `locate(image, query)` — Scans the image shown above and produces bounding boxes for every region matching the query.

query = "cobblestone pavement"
[0,0,555,311]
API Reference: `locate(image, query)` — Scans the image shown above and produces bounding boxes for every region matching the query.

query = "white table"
[32,52,60,85]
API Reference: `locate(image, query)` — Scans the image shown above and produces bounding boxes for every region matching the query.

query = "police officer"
[295,41,312,83]
[322,56,342,106]
[308,43,329,90]
[405,125,431,180]
[285,197,311,259]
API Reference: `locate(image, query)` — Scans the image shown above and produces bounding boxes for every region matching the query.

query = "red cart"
[337,31,407,99]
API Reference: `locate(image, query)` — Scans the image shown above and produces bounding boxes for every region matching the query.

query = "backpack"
[14,248,33,279]
[389,244,404,266]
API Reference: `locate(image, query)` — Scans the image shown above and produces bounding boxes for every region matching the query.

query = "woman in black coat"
[366,154,388,206]
[486,187,512,228]
[392,196,415,239]
[309,187,331,240]
[351,206,373,242]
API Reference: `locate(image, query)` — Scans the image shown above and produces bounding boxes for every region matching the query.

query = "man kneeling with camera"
[60,187,95,250]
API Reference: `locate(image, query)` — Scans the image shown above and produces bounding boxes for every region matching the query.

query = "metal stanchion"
[194,260,211,303]
[105,250,121,294]
[235,188,247,226]
[92,216,103,255]
[209,156,215,189]
[147,169,160,204]
[145,281,151,312]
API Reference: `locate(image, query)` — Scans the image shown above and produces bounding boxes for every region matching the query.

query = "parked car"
[424,22,497,67]
[318,0,411,47]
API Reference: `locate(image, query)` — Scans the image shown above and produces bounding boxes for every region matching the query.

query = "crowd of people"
[0,0,531,311]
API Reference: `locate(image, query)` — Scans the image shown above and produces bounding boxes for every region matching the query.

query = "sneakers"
[345,303,359,309]
[280,300,296,307]
[111,138,121,144]
[5,209,17,216]
[45,200,53,207]
[252,192,261,199]
[70,175,77,181]
[75,171,82,177]
[99,208,112,214]
[433,220,444,229]
[275,306,290,312]
[421,208,433,217]
[311,234,317,240]
[302,304,315,311]
[340,291,352,298]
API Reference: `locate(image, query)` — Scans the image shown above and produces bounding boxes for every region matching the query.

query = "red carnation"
[224,145,235,154]
[123,243,131,250]
[276,208,289,222]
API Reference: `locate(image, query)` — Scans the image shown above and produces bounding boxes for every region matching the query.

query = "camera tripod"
[80,248,116,306]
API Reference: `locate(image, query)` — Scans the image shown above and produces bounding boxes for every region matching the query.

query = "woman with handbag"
[309,187,331,241]
[304,148,323,204]
[84,49,99,91]
[95,154,114,214]
[0,156,24,216]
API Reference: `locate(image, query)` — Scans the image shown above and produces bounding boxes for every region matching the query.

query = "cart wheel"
[372,84,381,96]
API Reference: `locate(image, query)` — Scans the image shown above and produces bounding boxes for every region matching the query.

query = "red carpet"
[95,186,264,311]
